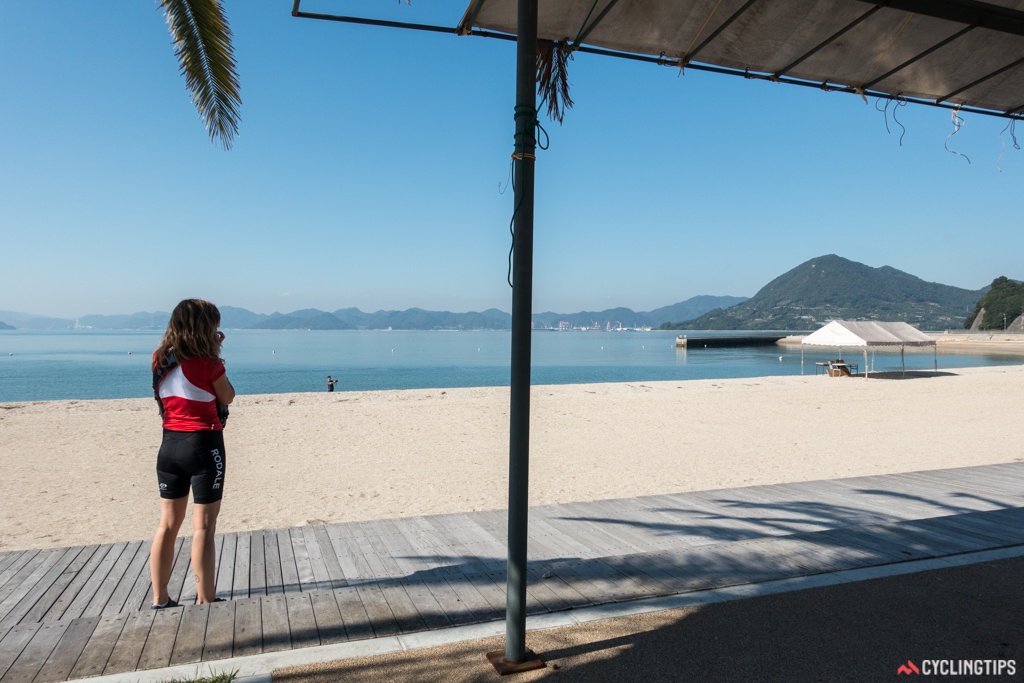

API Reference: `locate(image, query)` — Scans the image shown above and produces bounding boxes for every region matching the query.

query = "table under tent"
[801,320,938,377]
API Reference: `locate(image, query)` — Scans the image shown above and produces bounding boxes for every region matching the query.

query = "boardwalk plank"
[898,471,1017,505]
[527,515,600,559]
[0,622,42,682]
[285,593,319,648]
[169,603,209,666]
[0,553,21,579]
[102,541,151,615]
[201,598,235,662]
[67,613,127,680]
[260,595,291,653]
[216,533,237,601]
[263,530,284,596]
[0,550,63,625]
[417,517,505,621]
[57,544,128,622]
[249,530,267,597]
[330,586,374,641]
[232,533,251,600]
[136,605,181,671]
[350,523,428,634]
[301,526,334,591]
[375,521,455,630]
[0,551,39,601]
[3,621,68,683]
[389,519,482,627]
[311,526,346,588]
[821,526,908,560]
[322,524,366,583]
[560,501,657,554]
[353,583,401,637]
[578,500,676,551]
[276,530,300,593]
[33,615,98,683]
[827,525,930,561]
[166,538,192,606]
[0,547,82,631]
[289,529,316,593]
[902,518,994,552]
[231,597,262,658]
[82,542,137,619]
[124,549,156,613]
[935,511,1024,546]
[308,590,347,645]
[323,524,400,637]
[103,609,156,675]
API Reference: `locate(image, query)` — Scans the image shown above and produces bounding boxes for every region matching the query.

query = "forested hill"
[965,277,1024,330]
[666,255,984,331]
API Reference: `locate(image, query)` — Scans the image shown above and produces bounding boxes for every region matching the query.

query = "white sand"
[2,365,1022,552]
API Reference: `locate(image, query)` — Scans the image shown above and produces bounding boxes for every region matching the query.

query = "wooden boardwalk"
[1,462,1022,682]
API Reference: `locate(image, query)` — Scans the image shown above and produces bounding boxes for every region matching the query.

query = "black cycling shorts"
[156,430,226,504]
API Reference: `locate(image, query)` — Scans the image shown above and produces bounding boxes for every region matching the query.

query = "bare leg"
[150,496,188,606]
[192,500,222,603]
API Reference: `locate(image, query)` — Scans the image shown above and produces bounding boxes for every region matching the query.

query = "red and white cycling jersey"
[157,357,226,431]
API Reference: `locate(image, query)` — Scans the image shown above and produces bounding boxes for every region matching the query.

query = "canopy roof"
[802,320,937,346]
[457,0,1024,119]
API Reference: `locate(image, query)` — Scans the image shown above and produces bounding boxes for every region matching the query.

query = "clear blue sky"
[2,1,1022,319]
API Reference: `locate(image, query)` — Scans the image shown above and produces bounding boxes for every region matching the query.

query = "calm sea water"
[0,329,1020,402]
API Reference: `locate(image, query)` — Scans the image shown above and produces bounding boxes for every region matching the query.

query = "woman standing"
[149,299,235,608]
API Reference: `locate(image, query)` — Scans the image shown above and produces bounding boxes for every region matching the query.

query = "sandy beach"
[1,364,1023,553]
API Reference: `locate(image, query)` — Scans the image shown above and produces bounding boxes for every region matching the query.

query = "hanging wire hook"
[875,97,891,135]
[892,95,907,146]
[944,105,970,164]
[996,119,1020,173]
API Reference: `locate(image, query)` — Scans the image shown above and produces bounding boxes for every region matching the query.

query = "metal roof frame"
[294,0,1024,120]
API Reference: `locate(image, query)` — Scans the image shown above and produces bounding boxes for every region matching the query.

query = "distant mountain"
[965,277,1024,330]
[531,295,747,329]
[0,320,14,330]
[0,295,744,332]
[645,297,749,326]
[332,307,512,330]
[220,305,268,329]
[78,311,169,330]
[667,255,985,331]
[257,310,355,330]
[0,310,74,330]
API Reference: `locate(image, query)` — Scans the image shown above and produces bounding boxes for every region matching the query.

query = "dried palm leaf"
[161,0,241,149]
[537,41,574,124]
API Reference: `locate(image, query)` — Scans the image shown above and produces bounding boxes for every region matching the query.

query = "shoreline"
[2,365,1023,553]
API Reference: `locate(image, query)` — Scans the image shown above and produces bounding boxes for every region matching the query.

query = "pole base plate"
[486,649,545,675]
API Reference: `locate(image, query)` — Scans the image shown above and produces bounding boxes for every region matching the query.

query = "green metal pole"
[506,0,538,665]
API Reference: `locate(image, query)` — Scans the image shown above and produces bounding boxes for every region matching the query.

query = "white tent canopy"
[801,320,936,376]
[802,320,936,347]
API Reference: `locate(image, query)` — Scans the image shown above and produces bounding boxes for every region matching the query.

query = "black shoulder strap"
[152,350,177,416]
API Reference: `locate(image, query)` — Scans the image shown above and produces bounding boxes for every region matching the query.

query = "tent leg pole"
[488,0,545,674]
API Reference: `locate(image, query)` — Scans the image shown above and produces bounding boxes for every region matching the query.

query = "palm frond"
[161,0,241,150]
[536,41,574,124]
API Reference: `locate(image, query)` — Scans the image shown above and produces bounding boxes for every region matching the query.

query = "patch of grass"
[163,670,238,683]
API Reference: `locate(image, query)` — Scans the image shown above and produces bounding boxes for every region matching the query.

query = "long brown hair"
[155,299,222,364]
